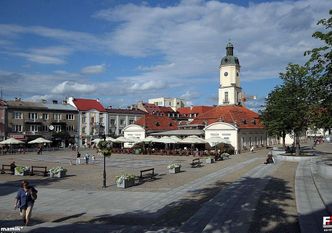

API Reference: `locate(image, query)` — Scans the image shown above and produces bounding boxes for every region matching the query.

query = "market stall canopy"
[28,137,52,144]
[0,137,25,145]
[92,138,102,144]
[170,136,182,143]
[205,137,231,147]
[155,136,178,144]
[142,136,158,143]
[181,135,206,144]
[106,137,115,142]
[114,136,141,143]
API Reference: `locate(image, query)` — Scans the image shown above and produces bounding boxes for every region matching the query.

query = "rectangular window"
[129,119,134,124]
[13,125,22,132]
[42,113,49,120]
[41,125,48,131]
[14,112,23,119]
[82,116,86,123]
[54,125,62,132]
[66,125,74,131]
[110,119,115,125]
[66,114,74,120]
[53,113,61,120]
[29,125,38,132]
[120,119,125,125]
[82,127,86,134]
[28,113,37,120]
[224,92,229,103]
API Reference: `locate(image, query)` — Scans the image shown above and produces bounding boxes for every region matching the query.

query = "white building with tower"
[218,42,242,106]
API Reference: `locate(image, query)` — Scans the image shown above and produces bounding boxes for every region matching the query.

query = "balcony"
[24,119,42,124]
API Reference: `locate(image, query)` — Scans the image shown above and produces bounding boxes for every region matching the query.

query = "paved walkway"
[295,142,332,233]
[0,158,259,224]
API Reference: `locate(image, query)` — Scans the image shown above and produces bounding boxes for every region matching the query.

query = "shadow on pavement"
[17,175,321,233]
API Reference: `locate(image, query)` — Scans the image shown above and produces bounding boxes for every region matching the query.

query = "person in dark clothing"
[10,161,16,175]
[14,180,38,226]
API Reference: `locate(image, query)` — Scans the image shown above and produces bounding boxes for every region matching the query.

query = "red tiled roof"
[191,105,264,129]
[142,103,175,115]
[178,106,214,116]
[106,108,145,115]
[135,114,178,131]
[72,98,106,112]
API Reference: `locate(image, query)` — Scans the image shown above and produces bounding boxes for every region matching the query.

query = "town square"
[0,0,331,233]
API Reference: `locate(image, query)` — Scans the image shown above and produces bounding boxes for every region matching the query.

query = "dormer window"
[155,122,160,126]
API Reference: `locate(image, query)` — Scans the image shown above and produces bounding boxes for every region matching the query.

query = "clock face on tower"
[224,72,228,77]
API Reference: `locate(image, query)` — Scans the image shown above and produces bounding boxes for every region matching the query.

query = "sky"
[0,0,331,111]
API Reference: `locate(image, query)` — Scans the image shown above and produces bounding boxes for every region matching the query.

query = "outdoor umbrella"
[181,135,206,144]
[105,137,115,142]
[156,136,178,144]
[28,137,52,144]
[91,138,102,144]
[142,136,158,143]
[0,138,24,145]
[205,137,230,147]
[114,136,141,143]
[170,136,182,143]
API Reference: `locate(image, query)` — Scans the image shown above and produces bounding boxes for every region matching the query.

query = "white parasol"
[0,137,25,145]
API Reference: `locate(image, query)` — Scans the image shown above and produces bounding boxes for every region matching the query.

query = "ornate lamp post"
[98,134,112,188]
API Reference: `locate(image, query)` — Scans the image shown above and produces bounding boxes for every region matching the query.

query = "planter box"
[117,179,135,189]
[206,158,215,164]
[14,170,29,176]
[169,167,181,174]
[49,171,66,178]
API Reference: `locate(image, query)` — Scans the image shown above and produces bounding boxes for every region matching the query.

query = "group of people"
[76,152,95,165]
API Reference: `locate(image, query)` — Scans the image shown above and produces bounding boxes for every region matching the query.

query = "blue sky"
[0,0,331,110]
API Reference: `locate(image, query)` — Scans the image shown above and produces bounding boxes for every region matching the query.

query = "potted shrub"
[167,163,181,174]
[14,166,30,176]
[49,167,67,178]
[116,174,135,188]
[205,156,215,164]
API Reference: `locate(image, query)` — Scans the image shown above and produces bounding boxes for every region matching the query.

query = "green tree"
[261,64,309,155]
[260,87,292,147]
[305,9,332,134]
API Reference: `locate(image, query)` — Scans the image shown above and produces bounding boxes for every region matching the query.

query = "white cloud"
[11,52,65,64]
[52,81,96,95]
[81,64,106,74]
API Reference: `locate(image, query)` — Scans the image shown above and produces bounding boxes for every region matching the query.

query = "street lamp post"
[102,134,107,188]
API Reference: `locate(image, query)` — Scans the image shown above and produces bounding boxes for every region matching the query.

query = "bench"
[30,166,48,176]
[190,158,202,168]
[1,164,14,174]
[139,168,156,180]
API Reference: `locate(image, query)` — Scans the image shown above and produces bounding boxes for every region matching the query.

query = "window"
[41,125,48,131]
[82,116,86,123]
[120,119,125,125]
[110,119,116,125]
[66,114,74,120]
[28,113,37,120]
[54,125,62,132]
[224,92,229,103]
[29,125,38,132]
[129,119,134,124]
[14,112,23,119]
[42,113,49,120]
[99,117,104,123]
[82,127,86,134]
[13,125,22,132]
[66,125,74,131]
[53,113,61,120]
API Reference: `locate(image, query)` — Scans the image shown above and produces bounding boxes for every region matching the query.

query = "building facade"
[4,99,78,146]
[68,97,107,147]
[148,97,186,111]
[107,108,145,136]
[0,100,7,141]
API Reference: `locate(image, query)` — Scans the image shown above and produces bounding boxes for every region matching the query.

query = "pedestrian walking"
[250,145,254,153]
[76,151,81,165]
[85,153,90,165]
[14,180,38,226]
[91,154,95,164]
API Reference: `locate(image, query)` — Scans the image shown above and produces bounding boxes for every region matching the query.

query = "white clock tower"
[218,42,242,105]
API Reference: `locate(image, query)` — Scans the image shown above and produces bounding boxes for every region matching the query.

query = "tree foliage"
[260,64,309,150]
[305,9,332,133]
